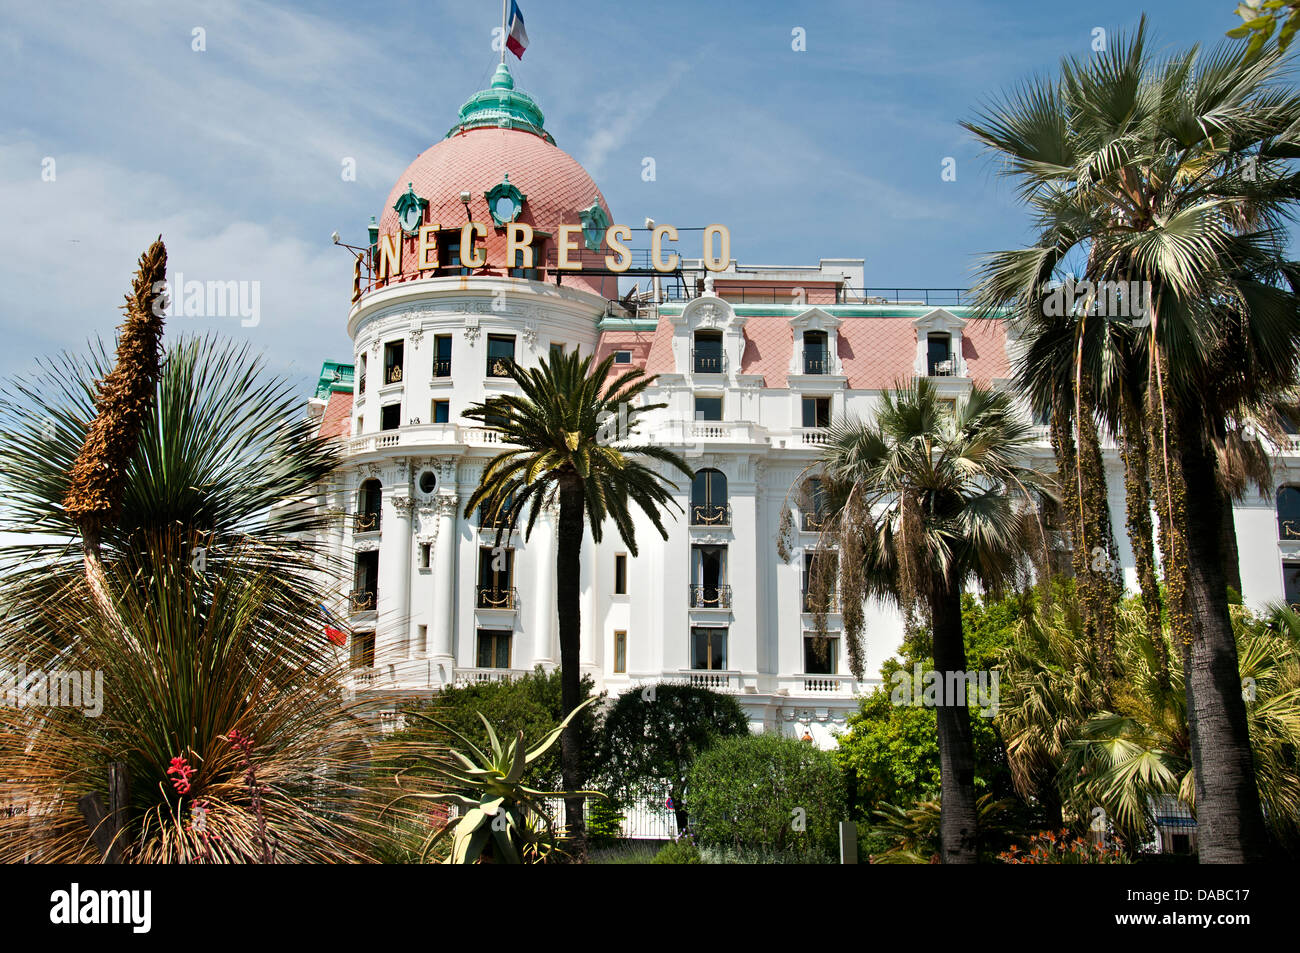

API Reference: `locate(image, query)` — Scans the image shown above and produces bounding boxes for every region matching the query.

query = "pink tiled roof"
[624,313,1010,389]
[318,391,353,440]
[595,329,655,376]
[376,127,616,298]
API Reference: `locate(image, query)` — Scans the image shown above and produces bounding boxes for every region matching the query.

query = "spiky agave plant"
[391,697,604,864]
[0,531,409,863]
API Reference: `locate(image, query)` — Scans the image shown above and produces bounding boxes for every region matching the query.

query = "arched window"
[1278,486,1300,540]
[356,479,382,533]
[691,469,729,526]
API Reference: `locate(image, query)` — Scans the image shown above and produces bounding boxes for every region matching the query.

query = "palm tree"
[818,379,1051,862]
[0,333,342,640]
[462,349,692,852]
[964,17,1300,861]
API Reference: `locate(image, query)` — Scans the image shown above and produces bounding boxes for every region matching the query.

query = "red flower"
[167,755,195,794]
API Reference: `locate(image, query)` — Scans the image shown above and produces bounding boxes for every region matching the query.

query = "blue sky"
[0,0,1261,390]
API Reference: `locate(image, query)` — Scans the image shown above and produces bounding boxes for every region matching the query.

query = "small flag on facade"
[506,1,529,59]
[320,603,348,646]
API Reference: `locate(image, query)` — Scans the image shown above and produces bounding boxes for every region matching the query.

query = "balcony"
[348,588,377,613]
[433,358,451,377]
[678,670,739,691]
[688,584,732,609]
[690,503,731,527]
[792,427,831,447]
[486,357,515,378]
[385,365,404,384]
[353,511,381,534]
[476,586,518,610]
[652,420,766,446]
[803,355,830,375]
[453,667,531,687]
[691,349,726,374]
[802,510,829,532]
[775,674,856,695]
[802,591,841,613]
[927,358,957,377]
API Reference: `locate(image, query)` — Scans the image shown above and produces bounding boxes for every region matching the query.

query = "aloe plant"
[395,697,605,864]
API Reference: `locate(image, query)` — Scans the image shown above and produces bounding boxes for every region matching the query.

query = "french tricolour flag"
[320,603,348,647]
[506,1,529,59]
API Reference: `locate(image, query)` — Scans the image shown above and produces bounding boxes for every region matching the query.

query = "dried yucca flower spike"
[63,237,167,613]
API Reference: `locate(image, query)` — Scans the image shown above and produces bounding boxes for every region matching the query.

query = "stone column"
[430,492,459,683]
[530,510,556,667]
[378,487,414,671]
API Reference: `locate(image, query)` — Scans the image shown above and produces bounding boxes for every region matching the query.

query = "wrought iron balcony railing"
[803,355,830,375]
[386,365,404,384]
[688,584,732,609]
[476,586,518,610]
[433,358,451,377]
[690,503,731,527]
[353,511,381,534]
[348,588,377,613]
[487,357,515,378]
[691,349,726,374]
[802,509,831,532]
[802,591,840,613]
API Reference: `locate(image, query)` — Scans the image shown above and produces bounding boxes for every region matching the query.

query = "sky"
[0,0,1265,393]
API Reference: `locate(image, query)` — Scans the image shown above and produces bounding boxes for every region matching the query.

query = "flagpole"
[500,0,507,65]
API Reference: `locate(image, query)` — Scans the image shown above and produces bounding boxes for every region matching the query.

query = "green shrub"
[586,793,626,847]
[652,835,702,864]
[687,733,847,859]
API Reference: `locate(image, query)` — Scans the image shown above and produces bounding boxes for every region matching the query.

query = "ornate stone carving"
[354,537,380,553]
[409,327,424,346]
[415,505,439,544]
[696,303,718,327]
[464,317,481,345]
[370,339,382,356]
[436,494,461,518]
[521,318,538,350]
[391,495,416,518]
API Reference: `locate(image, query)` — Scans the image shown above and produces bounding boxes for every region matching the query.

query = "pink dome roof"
[376,125,616,297]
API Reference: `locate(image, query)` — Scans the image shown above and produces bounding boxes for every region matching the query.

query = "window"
[358,353,367,393]
[550,342,566,361]
[927,333,953,376]
[1285,562,1300,609]
[380,403,401,431]
[614,554,627,594]
[476,629,512,668]
[693,330,724,374]
[351,550,378,612]
[804,635,838,675]
[419,542,431,569]
[433,400,450,423]
[804,330,829,375]
[417,624,428,654]
[384,340,404,384]
[418,470,437,494]
[356,479,382,532]
[802,396,831,428]
[691,627,727,670]
[350,630,375,670]
[1278,486,1300,540]
[433,335,452,377]
[477,546,515,608]
[690,545,729,608]
[439,230,470,276]
[614,350,632,364]
[695,396,723,422]
[802,551,839,611]
[487,335,516,377]
[691,469,729,525]
[477,490,515,529]
[802,477,829,531]
[613,630,627,674]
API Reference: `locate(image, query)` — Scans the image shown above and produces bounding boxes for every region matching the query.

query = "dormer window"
[693,330,724,374]
[804,331,829,374]
[927,334,953,376]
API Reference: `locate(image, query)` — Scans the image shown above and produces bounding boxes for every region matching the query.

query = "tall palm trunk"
[555,474,587,856]
[931,574,978,864]
[1120,391,1170,688]
[1218,501,1243,598]
[1177,408,1269,862]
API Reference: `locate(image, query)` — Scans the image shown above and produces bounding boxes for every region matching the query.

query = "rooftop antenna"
[500,0,507,66]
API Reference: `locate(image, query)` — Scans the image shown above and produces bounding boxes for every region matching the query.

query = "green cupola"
[445,63,553,144]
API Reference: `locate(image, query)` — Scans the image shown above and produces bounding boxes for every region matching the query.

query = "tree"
[817,380,1051,862]
[462,349,693,853]
[964,18,1300,860]
[0,333,341,641]
[597,683,749,833]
